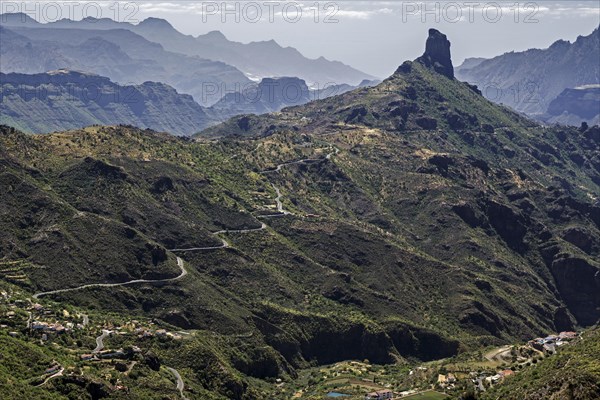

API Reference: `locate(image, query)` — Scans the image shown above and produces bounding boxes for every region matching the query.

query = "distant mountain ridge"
[207,76,380,122]
[0,13,375,87]
[543,86,600,126]
[0,70,376,135]
[0,23,250,106]
[0,70,215,135]
[456,26,600,121]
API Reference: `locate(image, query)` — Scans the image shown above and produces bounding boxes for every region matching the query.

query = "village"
[287,328,581,400]
[0,286,191,393]
[444,331,579,394]
[1,285,583,399]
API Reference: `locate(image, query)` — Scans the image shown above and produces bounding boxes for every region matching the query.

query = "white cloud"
[335,8,393,20]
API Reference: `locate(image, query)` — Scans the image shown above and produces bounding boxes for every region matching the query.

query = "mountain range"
[0,13,374,92]
[1,28,599,399]
[0,70,215,135]
[456,26,600,123]
[207,76,379,124]
[0,68,377,135]
[0,22,250,106]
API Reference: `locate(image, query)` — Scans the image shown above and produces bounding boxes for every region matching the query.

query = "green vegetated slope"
[0,334,66,400]
[0,41,599,398]
[480,328,600,400]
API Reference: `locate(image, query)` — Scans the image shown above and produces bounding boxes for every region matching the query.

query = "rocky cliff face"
[416,28,454,79]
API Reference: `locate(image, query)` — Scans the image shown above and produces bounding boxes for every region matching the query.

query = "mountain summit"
[416,28,454,78]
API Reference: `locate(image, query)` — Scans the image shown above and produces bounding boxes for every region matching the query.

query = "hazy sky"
[3,1,600,77]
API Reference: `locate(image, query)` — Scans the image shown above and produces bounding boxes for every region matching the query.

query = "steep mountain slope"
[0,13,375,86]
[0,70,216,135]
[456,27,600,118]
[0,28,599,399]
[201,29,600,331]
[0,24,250,105]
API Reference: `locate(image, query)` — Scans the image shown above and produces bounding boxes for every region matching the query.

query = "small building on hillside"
[529,339,544,351]
[500,370,514,379]
[559,331,577,340]
[365,389,393,399]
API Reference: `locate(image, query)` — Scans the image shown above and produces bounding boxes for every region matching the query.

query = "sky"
[2,1,599,78]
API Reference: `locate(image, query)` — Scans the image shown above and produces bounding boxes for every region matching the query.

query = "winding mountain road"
[271,183,291,215]
[213,222,267,235]
[166,367,189,400]
[37,367,64,387]
[30,148,338,302]
[259,147,338,217]
[262,149,336,174]
[170,223,267,252]
[169,238,230,252]
[33,257,187,299]
[262,158,320,173]
[93,329,112,353]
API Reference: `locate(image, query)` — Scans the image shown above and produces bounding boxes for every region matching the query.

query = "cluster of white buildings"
[529,331,577,353]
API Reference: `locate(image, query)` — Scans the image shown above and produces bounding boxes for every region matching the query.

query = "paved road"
[259,147,338,216]
[259,184,291,218]
[170,238,230,252]
[93,329,112,353]
[30,148,338,298]
[484,345,512,362]
[262,150,336,174]
[271,184,291,215]
[171,223,267,252]
[213,222,267,235]
[33,257,187,299]
[166,367,189,400]
[37,367,64,387]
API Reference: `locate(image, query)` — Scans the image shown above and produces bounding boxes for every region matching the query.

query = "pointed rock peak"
[416,28,454,79]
